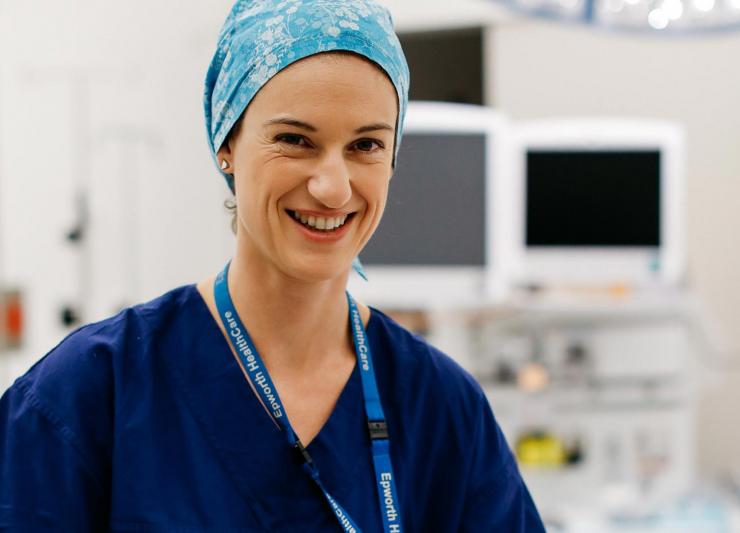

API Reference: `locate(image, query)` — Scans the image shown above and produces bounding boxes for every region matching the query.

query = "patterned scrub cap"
[204,0,411,193]
[203,0,410,281]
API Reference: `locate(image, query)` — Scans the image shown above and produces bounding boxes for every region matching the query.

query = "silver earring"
[220,159,230,171]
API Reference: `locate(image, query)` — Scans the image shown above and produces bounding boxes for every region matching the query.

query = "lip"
[288,208,354,218]
[286,209,356,243]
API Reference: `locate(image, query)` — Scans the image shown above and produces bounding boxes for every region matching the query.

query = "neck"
[226,247,353,374]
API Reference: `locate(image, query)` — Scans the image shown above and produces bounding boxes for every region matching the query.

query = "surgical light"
[663,0,684,20]
[648,8,671,27]
[493,0,740,33]
[693,0,716,11]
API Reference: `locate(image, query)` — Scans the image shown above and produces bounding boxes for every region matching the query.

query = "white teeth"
[290,210,349,231]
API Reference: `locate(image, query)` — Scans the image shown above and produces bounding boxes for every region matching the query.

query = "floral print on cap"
[204,0,411,193]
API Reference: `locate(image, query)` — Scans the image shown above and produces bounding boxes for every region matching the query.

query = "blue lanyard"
[214,262,403,533]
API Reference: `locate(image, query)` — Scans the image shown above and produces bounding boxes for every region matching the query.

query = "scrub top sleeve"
[0,379,109,532]
[459,393,546,532]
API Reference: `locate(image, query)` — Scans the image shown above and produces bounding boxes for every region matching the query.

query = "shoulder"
[0,285,200,529]
[16,284,198,393]
[367,306,489,420]
[368,307,529,514]
[3,285,202,451]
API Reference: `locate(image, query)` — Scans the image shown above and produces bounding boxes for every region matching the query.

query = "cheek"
[356,172,391,224]
[235,158,296,209]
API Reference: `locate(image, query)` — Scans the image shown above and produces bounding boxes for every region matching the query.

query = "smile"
[286,209,355,232]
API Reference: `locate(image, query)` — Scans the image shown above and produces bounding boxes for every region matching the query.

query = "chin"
[283,258,351,284]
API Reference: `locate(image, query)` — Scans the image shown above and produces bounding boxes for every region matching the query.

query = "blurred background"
[1,0,740,530]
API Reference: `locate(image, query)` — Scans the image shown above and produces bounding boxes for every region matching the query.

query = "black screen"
[361,133,487,266]
[526,150,661,247]
[398,28,484,105]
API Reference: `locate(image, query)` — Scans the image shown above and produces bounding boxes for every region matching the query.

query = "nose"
[307,153,352,209]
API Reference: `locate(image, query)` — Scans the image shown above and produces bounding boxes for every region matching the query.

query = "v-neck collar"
[163,284,377,528]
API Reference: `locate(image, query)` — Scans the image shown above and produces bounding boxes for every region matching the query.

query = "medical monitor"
[526,150,661,247]
[347,102,509,307]
[500,119,685,289]
[361,133,486,267]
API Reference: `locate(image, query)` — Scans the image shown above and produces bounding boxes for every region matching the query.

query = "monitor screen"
[361,133,487,266]
[526,150,661,247]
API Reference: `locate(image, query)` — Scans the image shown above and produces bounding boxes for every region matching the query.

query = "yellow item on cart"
[516,432,567,468]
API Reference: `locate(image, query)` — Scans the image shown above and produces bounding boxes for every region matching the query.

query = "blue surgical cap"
[204,0,411,193]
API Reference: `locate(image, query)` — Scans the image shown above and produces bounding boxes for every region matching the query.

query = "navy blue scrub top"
[0,285,545,532]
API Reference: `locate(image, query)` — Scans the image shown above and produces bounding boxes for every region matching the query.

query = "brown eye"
[354,139,384,152]
[276,133,309,147]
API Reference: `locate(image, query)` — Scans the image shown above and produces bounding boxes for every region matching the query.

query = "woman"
[0,0,545,531]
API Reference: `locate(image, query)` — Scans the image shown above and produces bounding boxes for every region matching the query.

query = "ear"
[217,142,232,163]
[216,142,234,173]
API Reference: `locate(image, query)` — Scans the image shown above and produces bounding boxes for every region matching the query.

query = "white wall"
[0,0,236,384]
[490,18,740,477]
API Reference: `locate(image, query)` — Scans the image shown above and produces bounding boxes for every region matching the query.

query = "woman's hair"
[224,196,238,235]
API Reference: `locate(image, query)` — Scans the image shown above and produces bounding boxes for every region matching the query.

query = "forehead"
[245,53,398,126]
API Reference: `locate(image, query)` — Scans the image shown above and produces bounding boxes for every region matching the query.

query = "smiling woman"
[0,1,545,532]
[218,53,397,284]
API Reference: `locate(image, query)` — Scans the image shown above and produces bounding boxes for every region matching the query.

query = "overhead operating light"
[495,0,740,33]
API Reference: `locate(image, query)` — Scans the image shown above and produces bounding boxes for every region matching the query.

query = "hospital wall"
[490,20,740,476]
[0,0,236,380]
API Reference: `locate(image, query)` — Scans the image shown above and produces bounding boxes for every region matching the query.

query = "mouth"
[285,209,357,234]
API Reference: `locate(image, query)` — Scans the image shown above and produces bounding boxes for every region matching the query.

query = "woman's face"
[218,53,398,283]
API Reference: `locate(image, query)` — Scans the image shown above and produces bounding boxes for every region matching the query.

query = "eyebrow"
[355,122,394,134]
[263,117,317,132]
[263,117,394,134]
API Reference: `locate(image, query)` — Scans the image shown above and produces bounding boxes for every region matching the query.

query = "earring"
[220,159,230,171]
